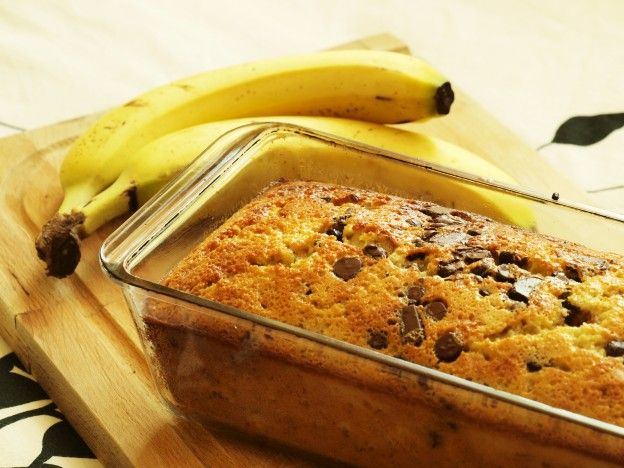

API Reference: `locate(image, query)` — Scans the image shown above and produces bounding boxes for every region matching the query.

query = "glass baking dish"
[100,123,624,467]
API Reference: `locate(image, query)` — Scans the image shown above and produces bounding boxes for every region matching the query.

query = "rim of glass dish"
[100,122,624,438]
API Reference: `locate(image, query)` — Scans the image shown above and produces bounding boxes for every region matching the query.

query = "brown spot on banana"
[124,184,139,212]
[173,83,194,91]
[123,99,148,107]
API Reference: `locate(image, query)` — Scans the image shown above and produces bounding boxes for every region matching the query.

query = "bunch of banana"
[59,49,453,212]
[36,49,456,277]
[35,49,525,279]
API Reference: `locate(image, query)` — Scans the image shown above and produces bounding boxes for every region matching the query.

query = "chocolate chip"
[563,265,581,282]
[562,299,576,311]
[430,214,464,226]
[471,263,490,277]
[332,220,346,231]
[421,206,451,217]
[363,244,387,259]
[508,277,542,303]
[325,228,343,241]
[450,210,474,221]
[463,248,491,264]
[526,362,542,372]
[434,332,463,362]
[437,260,463,278]
[407,285,426,303]
[406,251,427,262]
[429,232,469,246]
[498,251,528,268]
[495,264,516,283]
[400,305,425,345]
[367,330,388,349]
[425,301,447,321]
[478,289,490,297]
[563,300,590,326]
[326,216,349,241]
[406,219,422,227]
[422,230,438,241]
[466,229,481,236]
[498,251,517,264]
[333,257,362,280]
[605,340,624,357]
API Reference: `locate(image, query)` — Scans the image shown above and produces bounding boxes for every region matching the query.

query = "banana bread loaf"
[163,180,624,427]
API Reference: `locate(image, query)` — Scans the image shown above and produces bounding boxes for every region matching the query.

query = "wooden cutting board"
[0,33,590,467]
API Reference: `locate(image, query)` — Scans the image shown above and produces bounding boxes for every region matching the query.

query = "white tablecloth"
[1,1,622,465]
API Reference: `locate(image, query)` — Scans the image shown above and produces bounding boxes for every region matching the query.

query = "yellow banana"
[58,50,453,214]
[36,116,532,277]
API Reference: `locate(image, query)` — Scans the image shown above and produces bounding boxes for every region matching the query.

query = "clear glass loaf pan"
[100,123,624,467]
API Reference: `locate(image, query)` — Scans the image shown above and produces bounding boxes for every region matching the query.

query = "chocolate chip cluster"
[323,195,619,367]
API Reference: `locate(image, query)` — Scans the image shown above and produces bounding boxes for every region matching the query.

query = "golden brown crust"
[163,180,624,427]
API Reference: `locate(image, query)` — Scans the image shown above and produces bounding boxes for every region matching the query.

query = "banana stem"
[435,82,454,115]
[35,212,85,278]
[36,176,135,278]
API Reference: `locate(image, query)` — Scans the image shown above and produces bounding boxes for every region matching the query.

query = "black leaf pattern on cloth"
[545,113,624,147]
[0,401,58,430]
[29,417,95,467]
[0,352,96,465]
[0,353,48,407]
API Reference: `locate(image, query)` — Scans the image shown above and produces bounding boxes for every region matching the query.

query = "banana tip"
[35,212,85,278]
[435,82,454,115]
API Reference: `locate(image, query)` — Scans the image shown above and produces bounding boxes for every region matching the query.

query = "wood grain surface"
[0,33,589,466]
